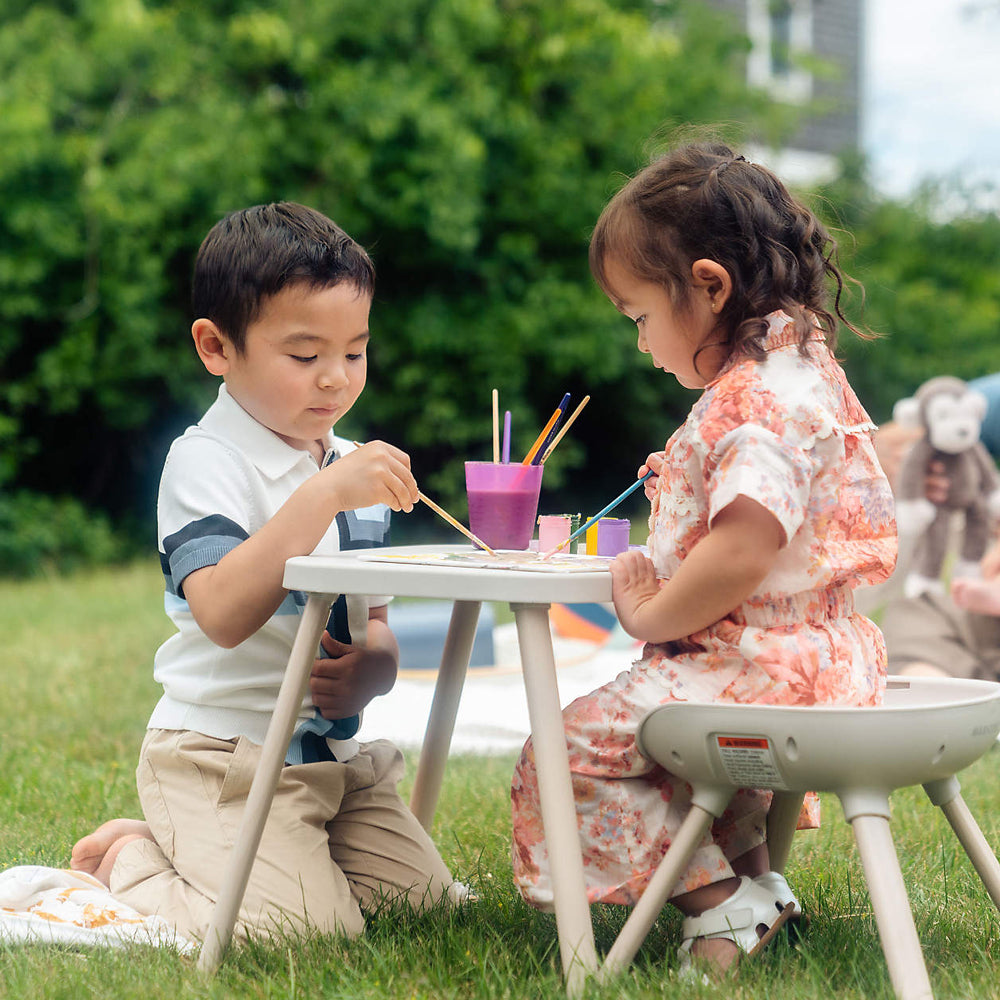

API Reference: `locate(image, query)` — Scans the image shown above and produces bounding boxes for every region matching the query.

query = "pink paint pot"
[538,515,571,552]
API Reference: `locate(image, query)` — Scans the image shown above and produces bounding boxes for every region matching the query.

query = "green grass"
[2,562,1000,998]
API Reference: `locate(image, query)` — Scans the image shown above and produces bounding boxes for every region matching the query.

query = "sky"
[863,0,1000,201]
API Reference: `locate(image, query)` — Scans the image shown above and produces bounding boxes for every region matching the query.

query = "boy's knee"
[112,835,367,944]
[348,866,457,921]
[241,860,366,942]
[239,891,366,943]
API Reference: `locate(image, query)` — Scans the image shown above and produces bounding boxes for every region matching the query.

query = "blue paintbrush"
[541,469,655,559]
[531,392,571,465]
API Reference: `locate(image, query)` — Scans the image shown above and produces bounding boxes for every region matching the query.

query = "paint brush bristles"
[540,395,590,464]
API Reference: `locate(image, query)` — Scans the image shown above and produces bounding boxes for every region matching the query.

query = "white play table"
[198,544,614,995]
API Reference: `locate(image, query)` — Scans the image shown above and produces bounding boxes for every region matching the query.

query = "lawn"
[1,562,999,999]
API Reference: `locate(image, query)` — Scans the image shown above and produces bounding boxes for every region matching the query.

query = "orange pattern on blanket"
[5,886,148,928]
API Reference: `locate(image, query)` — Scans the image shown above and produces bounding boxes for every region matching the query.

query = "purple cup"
[596,518,631,557]
[465,462,544,550]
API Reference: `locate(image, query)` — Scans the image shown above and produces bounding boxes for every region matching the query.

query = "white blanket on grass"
[0,866,195,952]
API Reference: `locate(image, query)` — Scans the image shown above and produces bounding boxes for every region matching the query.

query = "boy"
[71,203,456,943]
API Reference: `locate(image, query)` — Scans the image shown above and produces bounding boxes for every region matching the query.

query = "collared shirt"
[149,384,391,759]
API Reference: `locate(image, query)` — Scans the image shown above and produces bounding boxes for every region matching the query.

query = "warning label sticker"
[715,735,787,789]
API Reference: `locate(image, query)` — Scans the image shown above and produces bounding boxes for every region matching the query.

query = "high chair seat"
[597,676,1000,1000]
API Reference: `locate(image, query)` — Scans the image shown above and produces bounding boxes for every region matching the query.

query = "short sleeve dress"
[511,311,897,908]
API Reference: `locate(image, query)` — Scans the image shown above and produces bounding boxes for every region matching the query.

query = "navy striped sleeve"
[161,514,249,597]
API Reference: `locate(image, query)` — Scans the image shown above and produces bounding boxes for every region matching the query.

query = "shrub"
[0,491,125,577]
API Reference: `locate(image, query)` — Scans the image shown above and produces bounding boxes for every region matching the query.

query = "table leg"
[511,602,598,997]
[345,594,370,649]
[197,591,338,974]
[410,600,481,830]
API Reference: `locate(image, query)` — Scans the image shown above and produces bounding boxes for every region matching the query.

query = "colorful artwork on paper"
[357,550,613,573]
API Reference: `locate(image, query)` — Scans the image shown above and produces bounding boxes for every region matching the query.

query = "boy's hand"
[310,621,398,718]
[323,441,418,513]
[638,452,666,501]
[609,549,662,641]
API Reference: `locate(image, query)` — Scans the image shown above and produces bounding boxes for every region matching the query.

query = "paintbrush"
[531,392,570,465]
[492,389,500,464]
[416,491,499,557]
[351,441,498,556]
[521,408,561,466]
[541,468,655,559]
[540,395,590,464]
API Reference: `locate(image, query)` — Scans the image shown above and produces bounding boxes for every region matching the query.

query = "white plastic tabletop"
[282,544,615,604]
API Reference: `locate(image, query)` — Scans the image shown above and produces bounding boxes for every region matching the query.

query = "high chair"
[596,675,1000,1000]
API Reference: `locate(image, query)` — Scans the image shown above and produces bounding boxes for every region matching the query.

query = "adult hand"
[925,459,950,505]
[872,422,923,488]
[980,537,1000,581]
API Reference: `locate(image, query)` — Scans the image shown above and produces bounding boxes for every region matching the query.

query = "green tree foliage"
[818,163,1000,423]
[0,0,781,555]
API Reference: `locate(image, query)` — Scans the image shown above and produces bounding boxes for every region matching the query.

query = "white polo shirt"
[148,384,391,760]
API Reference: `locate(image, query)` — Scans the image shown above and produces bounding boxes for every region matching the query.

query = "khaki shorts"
[111,730,454,944]
[882,592,1000,681]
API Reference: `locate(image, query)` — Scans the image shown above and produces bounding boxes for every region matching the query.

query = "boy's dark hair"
[192,202,375,352]
[589,140,867,368]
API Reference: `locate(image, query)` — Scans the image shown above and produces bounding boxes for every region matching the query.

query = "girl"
[510,141,897,974]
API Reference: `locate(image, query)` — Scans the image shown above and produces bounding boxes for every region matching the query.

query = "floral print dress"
[511,310,897,908]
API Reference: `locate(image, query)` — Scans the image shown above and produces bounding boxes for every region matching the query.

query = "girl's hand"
[609,549,662,641]
[607,495,783,645]
[638,452,666,501]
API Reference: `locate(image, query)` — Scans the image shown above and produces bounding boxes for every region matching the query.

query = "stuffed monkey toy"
[893,375,1000,598]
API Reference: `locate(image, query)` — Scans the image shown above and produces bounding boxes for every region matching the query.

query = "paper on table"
[356,550,613,573]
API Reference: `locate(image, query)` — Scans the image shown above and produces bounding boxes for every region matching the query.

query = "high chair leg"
[850,814,934,1000]
[765,791,805,875]
[939,795,1000,912]
[924,776,1000,912]
[599,803,718,981]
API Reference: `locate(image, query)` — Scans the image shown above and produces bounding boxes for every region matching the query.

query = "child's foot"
[687,935,740,972]
[677,876,794,978]
[952,576,1000,616]
[71,818,153,887]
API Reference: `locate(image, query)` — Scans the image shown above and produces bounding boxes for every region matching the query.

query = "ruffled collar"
[706,309,825,386]
[758,309,826,352]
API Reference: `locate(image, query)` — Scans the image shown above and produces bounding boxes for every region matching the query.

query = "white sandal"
[678,875,796,974]
[752,871,801,915]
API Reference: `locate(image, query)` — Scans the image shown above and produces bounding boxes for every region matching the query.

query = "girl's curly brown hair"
[589,141,866,372]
